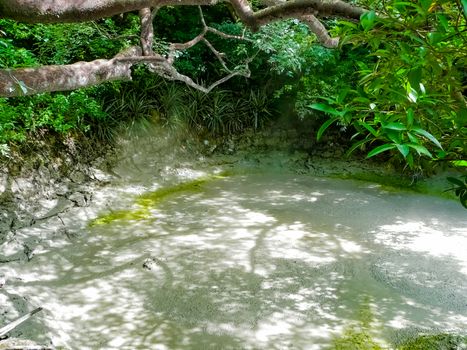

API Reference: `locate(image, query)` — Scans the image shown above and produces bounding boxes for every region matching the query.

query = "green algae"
[332,328,385,350]
[331,296,386,350]
[136,177,208,208]
[330,296,467,350]
[329,171,457,200]
[398,333,467,350]
[90,208,152,226]
[89,172,229,227]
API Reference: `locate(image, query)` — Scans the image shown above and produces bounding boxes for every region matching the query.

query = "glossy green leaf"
[411,127,443,149]
[309,103,343,117]
[420,0,432,12]
[451,160,467,167]
[408,143,433,158]
[384,122,406,131]
[447,177,466,187]
[462,0,467,17]
[361,11,377,31]
[316,117,339,141]
[366,143,397,158]
[396,143,410,158]
[407,132,419,144]
[386,130,402,144]
[359,121,378,137]
[428,32,444,45]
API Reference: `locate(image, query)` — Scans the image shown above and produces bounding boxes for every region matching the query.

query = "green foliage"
[300,1,466,174]
[0,38,37,68]
[0,16,142,148]
[100,67,274,137]
[0,90,109,144]
[157,85,273,135]
[0,16,139,65]
[252,20,313,76]
[446,175,467,208]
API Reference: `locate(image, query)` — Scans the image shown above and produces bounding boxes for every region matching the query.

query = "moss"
[329,171,456,200]
[332,327,385,350]
[331,296,387,350]
[89,172,229,227]
[89,208,151,226]
[398,334,467,350]
[136,177,208,207]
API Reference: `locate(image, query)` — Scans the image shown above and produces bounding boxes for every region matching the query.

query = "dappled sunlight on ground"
[2,173,467,349]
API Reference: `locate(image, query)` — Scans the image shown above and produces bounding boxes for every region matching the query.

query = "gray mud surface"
[1,170,466,349]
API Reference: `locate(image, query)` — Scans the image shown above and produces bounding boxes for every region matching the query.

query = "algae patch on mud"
[398,334,467,350]
[331,296,386,350]
[89,173,228,226]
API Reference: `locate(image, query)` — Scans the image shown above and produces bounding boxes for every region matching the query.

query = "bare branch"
[0,0,366,97]
[261,0,339,48]
[301,14,339,48]
[203,38,229,71]
[0,47,141,97]
[0,0,365,24]
[166,65,251,93]
[252,0,364,26]
[139,7,155,55]
[207,27,254,42]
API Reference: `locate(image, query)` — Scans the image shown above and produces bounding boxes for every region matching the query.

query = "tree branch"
[301,14,339,48]
[261,0,339,47]
[0,0,366,97]
[0,47,141,97]
[0,0,364,24]
[139,7,155,56]
[252,0,364,26]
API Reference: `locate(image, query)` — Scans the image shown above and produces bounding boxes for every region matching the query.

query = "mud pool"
[2,172,467,349]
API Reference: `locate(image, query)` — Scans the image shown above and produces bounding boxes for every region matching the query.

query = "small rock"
[69,170,86,184]
[68,192,87,207]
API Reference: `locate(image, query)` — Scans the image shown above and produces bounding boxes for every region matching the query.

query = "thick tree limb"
[139,7,155,56]
[0,0,364,24]
[261,0,339,48]
[0,47,141,97]
[302,14,339,48]
[0,0,365,97]
[252,0,364,26]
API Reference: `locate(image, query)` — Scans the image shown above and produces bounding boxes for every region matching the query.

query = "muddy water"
[4,173,467,349]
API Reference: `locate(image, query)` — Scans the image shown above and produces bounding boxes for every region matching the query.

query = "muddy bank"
[1,172,466,349]
[0,123,463,348]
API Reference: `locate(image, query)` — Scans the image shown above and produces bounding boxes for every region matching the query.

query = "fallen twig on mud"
[0,307,43,338]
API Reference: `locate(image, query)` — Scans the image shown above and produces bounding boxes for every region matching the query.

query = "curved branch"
[301,14,339,48]
[253,0,364,25]
[0,0,364,24]
[0,0,366,97]
[0,0,216,23]
[0,47,141,97]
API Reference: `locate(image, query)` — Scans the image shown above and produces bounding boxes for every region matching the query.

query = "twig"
[0,307,43,338]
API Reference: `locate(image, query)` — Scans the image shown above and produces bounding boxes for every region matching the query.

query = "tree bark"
[0,0,365,97]
[0,47,141,97]
[0,0,364,23]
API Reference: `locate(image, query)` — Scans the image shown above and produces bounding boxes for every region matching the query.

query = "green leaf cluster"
[304,0,466,173]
